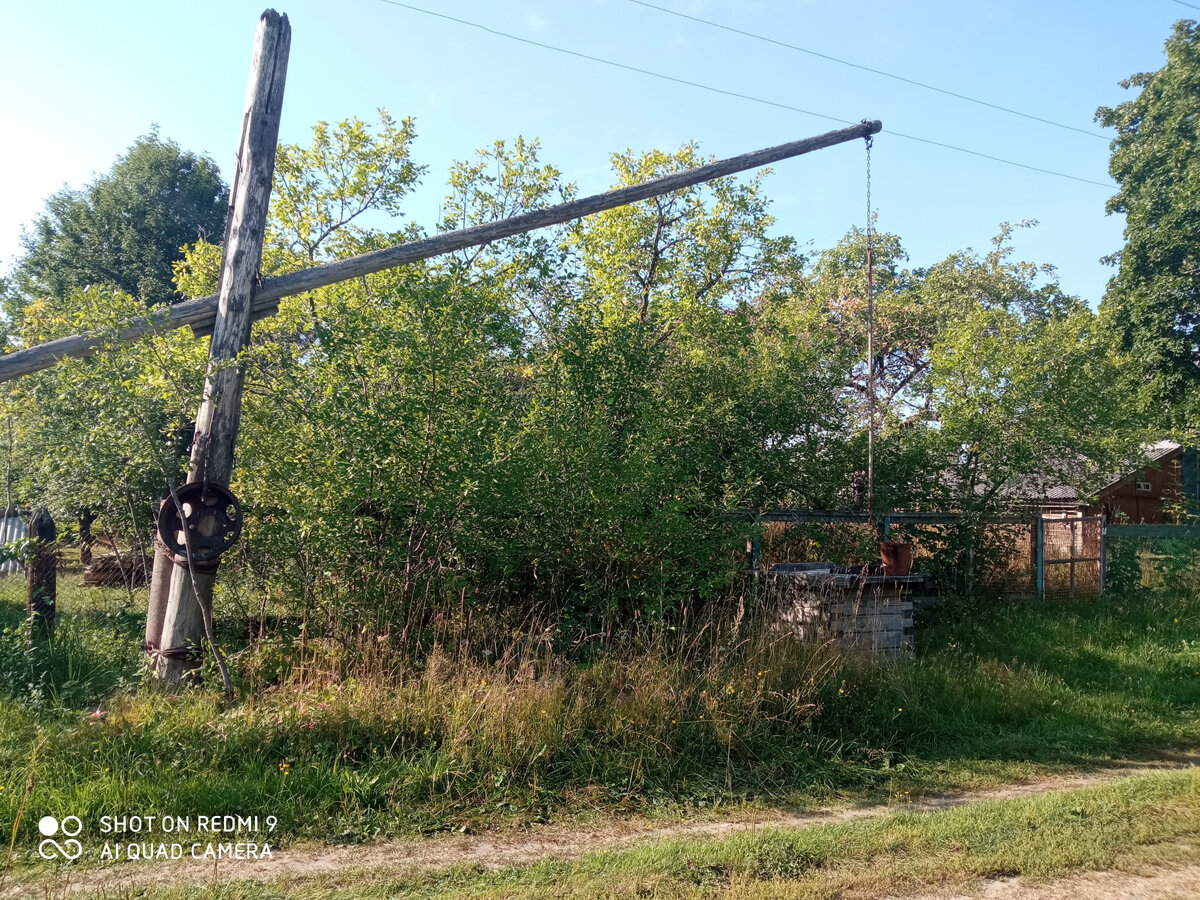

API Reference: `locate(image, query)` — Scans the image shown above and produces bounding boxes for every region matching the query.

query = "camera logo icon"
[37,815,83,860]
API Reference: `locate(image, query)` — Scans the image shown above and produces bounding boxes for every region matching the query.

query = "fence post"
[27,508,56,641]
[751,506,761,574]
[1099,523,1106,594]
[1035,515,1045,598]
[78,509,95,566]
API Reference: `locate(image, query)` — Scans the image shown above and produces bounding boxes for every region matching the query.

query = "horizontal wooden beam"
[733,509,1033,525]
[1105,523,1200,539]
[0,120,881,384]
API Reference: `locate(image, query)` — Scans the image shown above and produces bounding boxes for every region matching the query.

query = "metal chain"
[864,130,876,530]
[865,133,873,245]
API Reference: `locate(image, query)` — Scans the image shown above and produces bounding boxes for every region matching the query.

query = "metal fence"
[1037,516,1103,597]
[747,509,1117,599]
[1102,523,1200,595]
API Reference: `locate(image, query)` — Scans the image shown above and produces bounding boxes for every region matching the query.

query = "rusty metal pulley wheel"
[157,482,243,562]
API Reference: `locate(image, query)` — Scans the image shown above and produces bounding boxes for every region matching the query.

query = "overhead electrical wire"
[374,0,1116,190]
[1172,0,1200,12]
[626,0,1108,141]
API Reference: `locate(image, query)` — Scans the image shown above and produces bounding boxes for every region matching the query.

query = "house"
[1004,441,1198,523]
[1093,441,1187,523]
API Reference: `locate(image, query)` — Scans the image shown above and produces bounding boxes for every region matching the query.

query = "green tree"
[1097,20,1200,434]
[9,131,228,310]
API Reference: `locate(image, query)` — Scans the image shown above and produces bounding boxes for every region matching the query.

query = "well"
[767,562,929,654]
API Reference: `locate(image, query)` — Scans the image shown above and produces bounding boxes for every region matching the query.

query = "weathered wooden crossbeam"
[0,119,880,384]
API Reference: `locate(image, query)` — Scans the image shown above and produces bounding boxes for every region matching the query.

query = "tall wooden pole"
[158,10,290,683]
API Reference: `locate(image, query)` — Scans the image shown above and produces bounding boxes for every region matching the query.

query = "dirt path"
[5,757,1198,898]
[897,860,1200,900]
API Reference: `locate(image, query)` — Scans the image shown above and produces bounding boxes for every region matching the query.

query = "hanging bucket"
[878,541,913,576]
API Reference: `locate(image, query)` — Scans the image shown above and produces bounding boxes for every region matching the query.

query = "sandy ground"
[4,757,1198,898]
[895,860,1200,900]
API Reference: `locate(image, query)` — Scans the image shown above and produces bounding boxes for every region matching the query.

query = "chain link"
[863,128,875,525]
[865,133,872,241]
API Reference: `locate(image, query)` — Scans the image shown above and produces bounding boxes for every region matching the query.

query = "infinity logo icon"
[37,815,83,860]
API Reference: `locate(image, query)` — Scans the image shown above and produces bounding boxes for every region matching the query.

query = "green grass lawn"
[1,573,1198,867]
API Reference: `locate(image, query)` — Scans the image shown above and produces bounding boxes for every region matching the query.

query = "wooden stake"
[158,9,290,683]
[27,508,56,641]
[78,510,95,566]
[144,498,172,654]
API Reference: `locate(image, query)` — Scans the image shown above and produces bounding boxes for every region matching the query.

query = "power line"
[374,0,1115,190]
[1172,0,1200,11]
[883,129,1111,187]
[375,0,848,126]
[626,0,1109,142]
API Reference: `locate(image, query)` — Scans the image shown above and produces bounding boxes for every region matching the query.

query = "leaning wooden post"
[157,10,290,683]
[144,496,173,656]
[27,508,56,641]
[0,121,881,383]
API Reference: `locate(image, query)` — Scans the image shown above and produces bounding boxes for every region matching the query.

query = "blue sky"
[0,1,1189,306]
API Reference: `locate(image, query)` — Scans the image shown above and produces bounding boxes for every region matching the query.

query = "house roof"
[1001,441,1182,506]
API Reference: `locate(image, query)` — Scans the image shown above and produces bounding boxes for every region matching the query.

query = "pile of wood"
[83,553,150,588]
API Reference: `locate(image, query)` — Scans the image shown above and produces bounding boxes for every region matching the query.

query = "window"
[1136,480,1153,493]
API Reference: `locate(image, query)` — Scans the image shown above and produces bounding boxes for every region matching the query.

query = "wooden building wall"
[1091,448,1183,524]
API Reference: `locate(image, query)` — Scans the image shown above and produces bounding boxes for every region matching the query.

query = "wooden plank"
[158,9,291,685]
[836,630,905,649]
[0,120,881,383]
[829,608,914,621]
[830,617,906,633]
